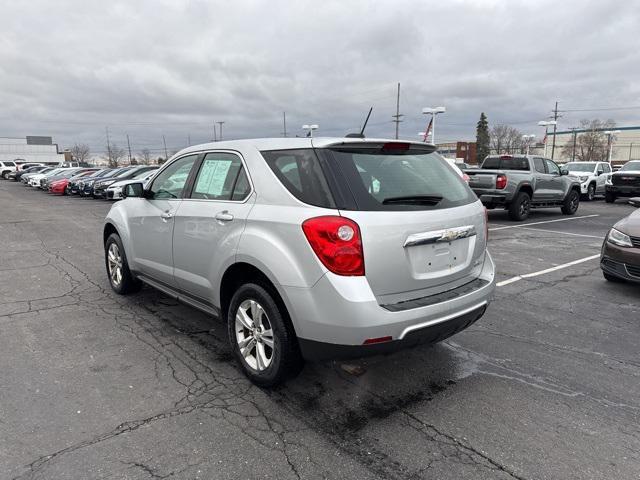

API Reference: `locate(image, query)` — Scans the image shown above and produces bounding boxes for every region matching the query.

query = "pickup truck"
[465,154,582,221]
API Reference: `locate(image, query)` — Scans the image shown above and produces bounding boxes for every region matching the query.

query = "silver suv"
[104,138,495,386]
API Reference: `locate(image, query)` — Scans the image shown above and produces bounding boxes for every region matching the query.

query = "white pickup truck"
[563,161,612,201]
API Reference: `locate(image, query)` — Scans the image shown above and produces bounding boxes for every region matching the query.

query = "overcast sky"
[2,0,640,157]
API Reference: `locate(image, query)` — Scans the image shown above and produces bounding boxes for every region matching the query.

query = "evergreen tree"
[476,112,490,164]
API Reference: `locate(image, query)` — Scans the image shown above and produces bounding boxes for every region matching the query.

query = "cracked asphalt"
[1,181,639,480]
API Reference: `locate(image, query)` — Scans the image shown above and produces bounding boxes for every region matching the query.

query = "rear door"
[323,144,486,302]
[532,157,555,200]
[172,151,255,302]
[127,154,199,286]
[544,159,565,200]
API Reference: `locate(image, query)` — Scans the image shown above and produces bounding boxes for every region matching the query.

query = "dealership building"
[544,125,640,167]
[0,136,66,165]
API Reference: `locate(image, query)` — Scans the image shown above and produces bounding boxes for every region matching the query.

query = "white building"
[0,136,66,165]
[543,125,640,167]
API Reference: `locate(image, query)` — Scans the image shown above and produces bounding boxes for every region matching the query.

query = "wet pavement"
[1,181,639,479]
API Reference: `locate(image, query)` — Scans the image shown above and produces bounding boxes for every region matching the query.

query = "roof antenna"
[346,107,373,138]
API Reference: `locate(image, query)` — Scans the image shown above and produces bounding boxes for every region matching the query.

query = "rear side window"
[533,158,545,173]
[327,149,476,211]
[482,156,530,171]
[4,161,15,166]
[261,149,336,208]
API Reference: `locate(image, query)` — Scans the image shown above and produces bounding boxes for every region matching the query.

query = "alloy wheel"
[519,198,530,217]
[107,243,123,287]
[235,299,274,372]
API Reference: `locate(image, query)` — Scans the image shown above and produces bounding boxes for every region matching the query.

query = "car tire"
[104,233,142,294]
[1,172,8,179]
[227,283,303,387]
[603,271,624,283]
[561,189,580,215]
[605,192,616,203]
[508,192,531,221]
[584,183,595,201]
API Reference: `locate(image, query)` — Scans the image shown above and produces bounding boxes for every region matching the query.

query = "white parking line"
[496,254,601,287]
[516,227,603,239]
[489,214,599,232]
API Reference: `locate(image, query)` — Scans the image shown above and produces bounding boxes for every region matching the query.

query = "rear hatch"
[465,169,501,191]
[320,141,487,302]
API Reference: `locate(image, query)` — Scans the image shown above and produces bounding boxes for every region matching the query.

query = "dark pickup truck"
[465,155,581,221]
[606,160,640,203]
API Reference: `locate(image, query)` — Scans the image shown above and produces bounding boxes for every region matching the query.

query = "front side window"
[148,155,198,199]
[190,152,250,201]
[602,163,612,173]
[545,159,560,175]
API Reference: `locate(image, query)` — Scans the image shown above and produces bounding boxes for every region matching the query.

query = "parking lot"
[1,181,639,479]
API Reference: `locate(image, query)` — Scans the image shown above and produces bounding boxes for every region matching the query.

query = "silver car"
[104,138,495,386]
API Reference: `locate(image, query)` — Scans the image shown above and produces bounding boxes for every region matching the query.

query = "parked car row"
[9,164,159,199]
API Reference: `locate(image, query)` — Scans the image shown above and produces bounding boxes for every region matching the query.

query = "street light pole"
[604,130,621,164]
[522,134,536,155]
[422,106,446,145]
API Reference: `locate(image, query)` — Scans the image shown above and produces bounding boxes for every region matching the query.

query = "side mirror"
[560,168,569,176]
[123,182,144,198]
[629,197,640,208]
[596,171,603,176]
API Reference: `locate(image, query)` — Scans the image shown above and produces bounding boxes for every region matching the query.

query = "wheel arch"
[515,183,534,198]
[219,261,297,335]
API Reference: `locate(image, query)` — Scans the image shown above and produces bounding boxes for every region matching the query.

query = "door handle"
[160,211,173,221]
[215,211,234,222]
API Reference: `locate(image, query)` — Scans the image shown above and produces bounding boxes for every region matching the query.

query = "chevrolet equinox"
[103,138,495,386]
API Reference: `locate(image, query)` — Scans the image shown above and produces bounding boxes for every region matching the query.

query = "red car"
[49,170,98,195]
[49,178,70,195]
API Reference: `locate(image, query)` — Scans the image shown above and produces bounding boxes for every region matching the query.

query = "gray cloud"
[1,0,639,156]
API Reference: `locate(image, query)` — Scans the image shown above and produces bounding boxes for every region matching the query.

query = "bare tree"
[70,143,91,164]
[490,125,523,154]
[561,119,616,162]
[105,143,126,168]
[138,148,152,165]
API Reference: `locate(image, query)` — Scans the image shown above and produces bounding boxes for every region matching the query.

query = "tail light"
[496,174,507,190]
[484,207,489,242]
[302,216,365,276]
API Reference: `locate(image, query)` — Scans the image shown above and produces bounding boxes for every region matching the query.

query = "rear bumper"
[299,304,487,360]
[283,251,496,360]
[478,194,508,208]
[606,185,640,197]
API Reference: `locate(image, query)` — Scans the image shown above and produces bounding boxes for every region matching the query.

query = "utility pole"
[569,127,578,162]
[630,142,634,161]
[188,134,191,146]
[162,135,168,160]
[126,134,132,163]
[282,112,287,137]
[551,101,560,160]
[105,126,112,165]
[217,121,225,141]
[213,121,217,142]
[392,83,403,139]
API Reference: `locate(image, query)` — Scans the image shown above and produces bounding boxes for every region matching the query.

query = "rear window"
[328,149,476,211]
[261,149,336,208]
[482,156,530,171]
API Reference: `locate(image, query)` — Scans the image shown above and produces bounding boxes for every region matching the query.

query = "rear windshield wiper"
[382,195,443,205]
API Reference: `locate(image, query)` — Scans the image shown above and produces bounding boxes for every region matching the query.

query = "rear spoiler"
[322,141,437,155]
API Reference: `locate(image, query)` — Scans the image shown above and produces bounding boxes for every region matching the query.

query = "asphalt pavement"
[1,181,639,480]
